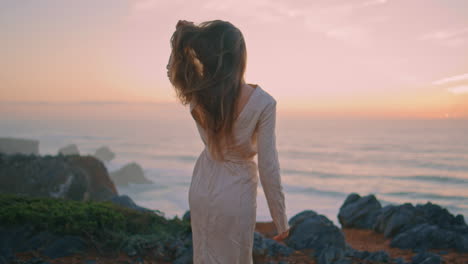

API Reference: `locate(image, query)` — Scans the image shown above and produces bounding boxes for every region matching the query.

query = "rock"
[347,249,370,259]
[411,251,442,264]
[0,234,14,263]
[345,247,402,263]
[110,162,153,186]
[253,232,268,258]
[58,144,80,156]
[373,203,423,238]
[0,153,117,202]
[415,202,466,229]
[41,236,88,259]
[18,231,59,252]
[285,210,346,264]
[317,245,345,264]
[18,257,50,264]
[0,137,39,155]
[338,193,382,229]
[109,195,152,213]
[373,201,467,240]
[263,237,294,257]
[0,225,38,263]
[288,209,318,227]
[364,250,390,262]
[333,258,353,264]
[253,232,294,261]
[455,234,468,252]
[94,146,115,163]
[66,155,118,201]
[391,223,466,252]
[455,214,467,226]
[394,257,408,264]
[369,199,468,253]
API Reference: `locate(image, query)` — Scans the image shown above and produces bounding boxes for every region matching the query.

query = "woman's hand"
[273,228,290,242]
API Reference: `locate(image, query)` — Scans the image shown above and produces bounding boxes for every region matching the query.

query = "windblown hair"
[168,20,247,162]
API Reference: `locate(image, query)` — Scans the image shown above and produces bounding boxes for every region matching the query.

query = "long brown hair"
[168,20,247,162]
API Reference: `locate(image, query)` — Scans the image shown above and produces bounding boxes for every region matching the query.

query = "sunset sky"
[1,0,468,119]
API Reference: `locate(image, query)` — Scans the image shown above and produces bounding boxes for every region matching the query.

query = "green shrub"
[0,193,191,251]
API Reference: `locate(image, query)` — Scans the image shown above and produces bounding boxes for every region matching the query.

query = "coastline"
[1,141,467,264]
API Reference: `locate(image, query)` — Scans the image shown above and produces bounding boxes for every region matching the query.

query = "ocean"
[1,113,467,227]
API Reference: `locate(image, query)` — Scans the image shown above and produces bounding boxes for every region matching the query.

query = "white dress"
[188,84,289,264]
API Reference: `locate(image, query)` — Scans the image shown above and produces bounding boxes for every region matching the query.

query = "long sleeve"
[256,100,290,234]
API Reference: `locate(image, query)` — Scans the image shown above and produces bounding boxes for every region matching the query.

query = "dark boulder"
[263,236,294,257]
[0,226,35,263]
[373,201,467,240]
[94,146,115,163]
[66,155,118,201]
[344,247,407,263]
[253,231,294,263]
[370,199,468,253]
[391,223,468,253]
[41,236,88,259]
[415,202,466,229]
[363,250,390,263]
[346,249,391,263]
[373,203,424,238]
[58,144,80,156]
[0,153,117,202]
[0,226,88,262]
[288,209,318,227]
[110,162,153,186]
[455,234,468,253]
[17,231,58,252]
[285,210,346,264]
[411,251,442,264]
[338,193,382,229]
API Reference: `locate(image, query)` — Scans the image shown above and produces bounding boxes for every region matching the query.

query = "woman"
[167,19,290,263]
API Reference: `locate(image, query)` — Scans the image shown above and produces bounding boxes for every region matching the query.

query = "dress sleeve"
[256,100,290,234]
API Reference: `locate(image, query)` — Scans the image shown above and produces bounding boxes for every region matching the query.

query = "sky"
[1,0,468,119]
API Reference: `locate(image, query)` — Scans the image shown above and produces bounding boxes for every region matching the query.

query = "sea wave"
[285,185,349,198]
[391,175,468,185]
[381,191,468,201]
[282,168,350,179]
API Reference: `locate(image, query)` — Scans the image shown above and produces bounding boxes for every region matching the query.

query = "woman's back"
[188,84,289,264]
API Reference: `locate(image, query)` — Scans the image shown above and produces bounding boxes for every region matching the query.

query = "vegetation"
[0,193,191,253]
